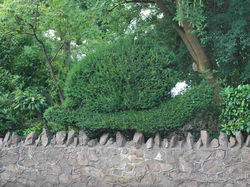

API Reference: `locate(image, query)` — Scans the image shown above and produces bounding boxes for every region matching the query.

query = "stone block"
[210,138,219,148]
[56,131,66,145]
[11,132,21,146]
[116,131,126,147]
[154,132,161,147]
[66,130,75,146]
[219,132,228,148]
[236,131,244,147]
[229,137,236,148]
[133,132,145,149]
[245,135,250,147]
[88,139,98,147]
[99,133,109,145]
[170,135,177,148]
[41,129,51,147]
[186,132,194,149]
[201,130,209,148]
[79,130,89,146]
[146,137,154,149]
[163,138,169,148]
[24,131,37,146]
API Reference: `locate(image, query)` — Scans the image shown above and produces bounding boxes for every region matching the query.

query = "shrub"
[64,37,179,112]
[45,82,216,138]
[220,84,250,136]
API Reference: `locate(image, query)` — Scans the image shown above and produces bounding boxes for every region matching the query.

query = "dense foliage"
[220,84,250,136]
[45,81,216,138]
[0,0,249,138]
[65,37,179,112]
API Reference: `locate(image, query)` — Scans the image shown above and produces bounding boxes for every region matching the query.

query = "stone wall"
[0,130,249,187]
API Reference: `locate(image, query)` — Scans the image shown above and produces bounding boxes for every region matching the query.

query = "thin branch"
[109,0,155,12]
[49,40,65,64]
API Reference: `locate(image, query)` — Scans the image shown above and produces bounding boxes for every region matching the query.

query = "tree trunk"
[154,0,220,101]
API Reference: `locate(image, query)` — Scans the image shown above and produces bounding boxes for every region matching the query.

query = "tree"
[0,0,95,104]
[84,0,249,90]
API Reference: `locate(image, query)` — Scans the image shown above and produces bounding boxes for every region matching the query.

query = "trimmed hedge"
[64,37,179,112]
[44,82,216,138]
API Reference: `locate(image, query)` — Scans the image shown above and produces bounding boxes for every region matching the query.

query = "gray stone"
[154,133,161,147]
[219,132,228,148]
[195,138,202,149]
[245,135,250,147]
[41,129,51,146]
[178,140,184,148]
[133,132,145,149]
[79,130,89,146]
[211,138,219,148]
[66,130,75,146]
[35,136,41,146]
[0,138,3,147]
[56,131,66,145]
[170,135,177,148]
[116,131,126,147]
[11,132,21,145]
[179,157,193,173]
[25,131,37,146]
[3,131,11,145]
[163,138,169,148]
[235,131,244,147]
[201,130,209,147]
[73,137,78,146]
[106,137,115,146]
[99,133,109,145]
[146,137,154,149]
[88,139,98,147]
[50,135,56,145]
[229,137,236,148]
[186,132,194,149]
[154,152,163,161]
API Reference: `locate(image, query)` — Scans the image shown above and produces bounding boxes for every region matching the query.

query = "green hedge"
[45,82,216,138]
[220,84,250,136]
[64,37,179,112]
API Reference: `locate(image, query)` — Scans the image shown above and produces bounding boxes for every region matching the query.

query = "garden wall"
[0,130,249,187]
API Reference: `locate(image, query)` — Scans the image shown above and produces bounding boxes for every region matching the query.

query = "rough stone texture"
[201,130,209,147]
[79,130,89,146]
[56,131,66,145]
[24,131,37,146]
[170,135,177,148]
[229,137,236,148]
[146,138,154,149]
[66,130,75,146]
[211,138,219,148]
[0,138,3,147]
[106,138,115,146]
[99,133,109,145]
[3,131,11,146]
[236,131,244,147]
[0,131,249,187]
[246,135,250,147]
[88,139,98,147]
[133,132,145,149]
[41,129,51,147]
[154,133,161,147]
[219,132,228,148]
[73,137,78,147]
[186,132,194,149]
[11,132,21,146]
[116,131,126,147]
[163,138,169,148]
[195,138,202,149]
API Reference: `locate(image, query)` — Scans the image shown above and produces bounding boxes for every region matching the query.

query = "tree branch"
[49,40,65,64]
[109,0,155,12]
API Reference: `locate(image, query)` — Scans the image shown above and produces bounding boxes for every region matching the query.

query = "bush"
[220,84,250,136]
[45,82,216,138]
[64,37,179,112]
